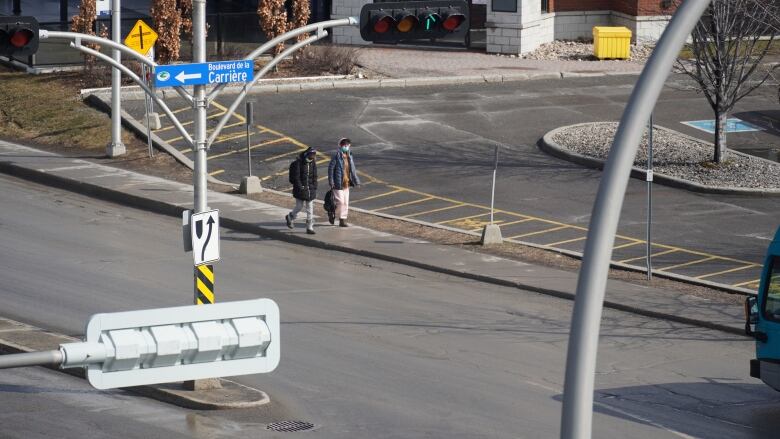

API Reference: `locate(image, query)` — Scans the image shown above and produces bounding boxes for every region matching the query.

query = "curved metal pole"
[206,33,326,148]
[43,30,193,103]
[560,2,711,439]
[70,42,194,148]
[0,350,63,369]
[207,17,358,102]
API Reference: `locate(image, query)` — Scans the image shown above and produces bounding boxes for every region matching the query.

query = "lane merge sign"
[154,60,254,88]
[124,19,157,56]
[191,209,220,266]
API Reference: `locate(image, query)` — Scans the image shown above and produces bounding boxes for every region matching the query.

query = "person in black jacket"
[285,147,318,234]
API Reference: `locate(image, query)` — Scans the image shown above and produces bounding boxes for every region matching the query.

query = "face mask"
[341,146,350,153]
[306,156,314,162]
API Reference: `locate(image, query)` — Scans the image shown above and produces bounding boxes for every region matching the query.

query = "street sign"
[191,209,220,266]
[154,60,254,88]
[96,0,110,17]
[59,298,280,389]
[123,19,157,56]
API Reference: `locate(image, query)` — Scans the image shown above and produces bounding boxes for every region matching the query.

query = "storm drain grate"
[266,420,316,432]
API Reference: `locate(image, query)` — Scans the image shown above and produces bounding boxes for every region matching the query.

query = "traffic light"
[0,16,39,57]
[360,1,469,43]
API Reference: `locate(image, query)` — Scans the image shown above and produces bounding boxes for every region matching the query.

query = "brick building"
[331,0,675,54]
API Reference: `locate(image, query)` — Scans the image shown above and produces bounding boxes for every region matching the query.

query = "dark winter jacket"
[291,153,318,201]
[328,150,361,190]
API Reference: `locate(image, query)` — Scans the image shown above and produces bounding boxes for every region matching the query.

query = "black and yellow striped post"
[194,264,215,305]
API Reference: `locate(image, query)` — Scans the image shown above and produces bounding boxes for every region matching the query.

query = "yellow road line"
[546,236,587,246]
[155,109,226,135]
[374,196,435,212]
[619,248,679,264]
[477,218,535,231]
[657,256,717,272]
[209,137,291,160]
[352,189,404,204]
[509,225,569,239]
[733,278,761,288]
[437,212,491,225]
[261,146,307,163]
[261,157,329,182]
[613,240,644,250]
[208,169,225,176]
[404,203,465,218]
[211,101,245,124]
[696,264,760,280]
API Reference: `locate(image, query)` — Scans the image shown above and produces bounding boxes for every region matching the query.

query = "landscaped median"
[540,122,780,196]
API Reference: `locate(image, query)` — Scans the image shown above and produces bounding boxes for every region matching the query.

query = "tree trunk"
[714,110,728,163]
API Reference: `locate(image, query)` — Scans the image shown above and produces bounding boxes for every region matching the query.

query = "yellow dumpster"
[593,26,632,60]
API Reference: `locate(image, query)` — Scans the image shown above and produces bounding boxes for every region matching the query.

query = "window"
[541,0,549,13]
[762,256,780,322]
[491,0,517,13]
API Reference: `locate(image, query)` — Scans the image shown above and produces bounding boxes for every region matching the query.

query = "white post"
[106,0,125,157]
[560,2,711,438]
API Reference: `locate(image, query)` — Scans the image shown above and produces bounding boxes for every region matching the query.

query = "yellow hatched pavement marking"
[352,189,404,203]
[261,157,329,182]
[695,264,760,280]
[404,203,465,218]
[156,108,226,135]
[374,196,435,212]
[657,256,717,272]
[613,240,644,250]
[471,217,534,231]
[509,225,569,239]
[209,137,292,160]
[197,118,760,281]
[209,169,225,176]
[261,146,308,162]
[619,248,679,264]
[546,236,587,246]
[437,212,490,225]
[733,278,761,288]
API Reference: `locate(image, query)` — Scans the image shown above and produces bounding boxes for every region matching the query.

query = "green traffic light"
[425,15,436,30]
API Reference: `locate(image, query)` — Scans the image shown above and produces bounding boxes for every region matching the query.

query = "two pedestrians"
[284,138,360,232]
[285,147,318,235]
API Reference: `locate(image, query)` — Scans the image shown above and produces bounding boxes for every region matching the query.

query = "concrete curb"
[0,157,747,336]
[82,70,641,100]
[540,123,780,197]
[0,317,270,409]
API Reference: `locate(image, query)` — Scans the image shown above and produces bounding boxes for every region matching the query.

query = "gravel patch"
[521,40,654,63]
[551,122,780,189]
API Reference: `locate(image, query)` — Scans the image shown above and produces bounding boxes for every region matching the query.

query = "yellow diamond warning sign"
[124,19,157,56]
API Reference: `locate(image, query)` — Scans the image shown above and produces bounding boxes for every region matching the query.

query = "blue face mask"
[341,146,350,153]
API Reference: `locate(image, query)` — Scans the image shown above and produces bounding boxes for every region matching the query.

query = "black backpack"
[288,159,296,185]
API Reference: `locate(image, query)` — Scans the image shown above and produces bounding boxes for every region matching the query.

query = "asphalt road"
[2,174,780,438]
[126,75,780,291]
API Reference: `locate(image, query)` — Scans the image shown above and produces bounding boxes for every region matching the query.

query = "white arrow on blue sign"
[154,60,254,88]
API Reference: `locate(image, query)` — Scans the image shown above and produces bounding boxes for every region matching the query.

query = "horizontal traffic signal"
[360,1,469,43]
[0,16,39,58]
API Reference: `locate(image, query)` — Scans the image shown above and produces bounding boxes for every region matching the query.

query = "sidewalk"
[355,46,645,79]
[0,140,748,336]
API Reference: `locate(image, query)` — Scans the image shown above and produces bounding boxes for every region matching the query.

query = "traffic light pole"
[559,1,710,438]
[107,0,125,157]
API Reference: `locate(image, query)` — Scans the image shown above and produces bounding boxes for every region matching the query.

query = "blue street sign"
[154,60,254,88]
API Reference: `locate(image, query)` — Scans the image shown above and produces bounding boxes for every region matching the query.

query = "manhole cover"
[266,421,316,432]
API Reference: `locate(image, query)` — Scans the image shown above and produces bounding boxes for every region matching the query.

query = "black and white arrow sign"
[190,209,220,266]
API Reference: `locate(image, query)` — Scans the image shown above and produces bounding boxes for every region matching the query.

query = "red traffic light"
[372,13,395,33]
[0,16,40,57]
[10,28,33,48]
[442,10,465,32]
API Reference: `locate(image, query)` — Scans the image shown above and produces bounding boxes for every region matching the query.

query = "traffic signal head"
[0,16,39,58]
[360,1,469,43]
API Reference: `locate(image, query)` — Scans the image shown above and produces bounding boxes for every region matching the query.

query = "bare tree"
[258,0,311,56]
[676,0,777,163]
